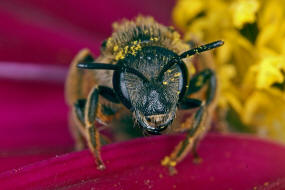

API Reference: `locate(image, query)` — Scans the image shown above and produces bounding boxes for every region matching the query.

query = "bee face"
[113,46,188,135]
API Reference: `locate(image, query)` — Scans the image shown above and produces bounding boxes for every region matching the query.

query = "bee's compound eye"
[175,64,184,92]
[113,70,132,109]
[171,60,188,99]
[119,73,130,101]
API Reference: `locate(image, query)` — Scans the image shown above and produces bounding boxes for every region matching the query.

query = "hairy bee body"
[65,16,223,172]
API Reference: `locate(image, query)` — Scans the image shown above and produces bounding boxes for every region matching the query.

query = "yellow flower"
[254,56,285,90]
[172,0,285,142]
[243,91,285,142]
[231,0,260,29]
[172,0,205,31]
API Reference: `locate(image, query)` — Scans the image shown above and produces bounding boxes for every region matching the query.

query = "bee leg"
[69,110,85,151]
[69,99,88,151]
[192,139,202,164]
[84,85,120,170]
[162,69,216,175]
[186,68,216,105]
[71,98,114,149]
[161,104,207,175]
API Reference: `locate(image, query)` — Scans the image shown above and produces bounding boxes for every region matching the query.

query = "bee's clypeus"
[65,16,223,173]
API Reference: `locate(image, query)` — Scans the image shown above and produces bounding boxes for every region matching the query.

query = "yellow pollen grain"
[174,73,181,77]
[196,76,204,86]
[161,156,170,166]
[113,45,119,52]
[115,50,125,60]
[131,50,136,55]
[106,38,112,47]
[124,46,129,53]
[137,44,141,49]
[169,161,177,167]
[163,81,168,85]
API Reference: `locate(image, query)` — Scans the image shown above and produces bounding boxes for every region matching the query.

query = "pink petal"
[0,0,175,65]
[1,0,175,36]
[0,78,73,172]
[0,79,71,149]
[0,8,100,64]
[0,134,284,190]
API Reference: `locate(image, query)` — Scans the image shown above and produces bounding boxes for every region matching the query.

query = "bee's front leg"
[161,104,207,175]
[84,86,105,170]
[83,85,120,170]
[161,69,217,175]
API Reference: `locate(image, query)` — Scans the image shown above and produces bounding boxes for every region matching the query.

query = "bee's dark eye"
[113,70,132,109]
[113,64,149,110]
[119,72,130,101]
[159,60,188,100]
[166,61,188,100]
[176,62,188,99]
[175,64,185,92]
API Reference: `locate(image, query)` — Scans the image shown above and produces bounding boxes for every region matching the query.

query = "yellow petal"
[172,0,205,30]
[231,0,260,29]
[256,56,285,89]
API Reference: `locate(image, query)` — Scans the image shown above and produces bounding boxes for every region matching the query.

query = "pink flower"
[1,134,285,190]
[0,1,285,189]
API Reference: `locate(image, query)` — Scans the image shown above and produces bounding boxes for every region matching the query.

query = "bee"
[65,16,223,173]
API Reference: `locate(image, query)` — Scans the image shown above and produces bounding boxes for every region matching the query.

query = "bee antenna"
[77,62,121,70]
[77,62,149,83]
[157,40,224,81]
[179,40,224,59]
[157,59,178,81]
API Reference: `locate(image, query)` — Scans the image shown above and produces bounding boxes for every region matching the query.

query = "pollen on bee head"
[115,50,125,60]
[124,46,129,53]
[174,72,181,77]
[143,29,149,34]
[106,37,112,47]
[150,37,159,42]
[113,45,119,52]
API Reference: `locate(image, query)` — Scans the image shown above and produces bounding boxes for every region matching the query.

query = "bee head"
[113,46,188,135]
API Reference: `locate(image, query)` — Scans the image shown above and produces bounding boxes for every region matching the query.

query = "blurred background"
[0,0,284,173]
